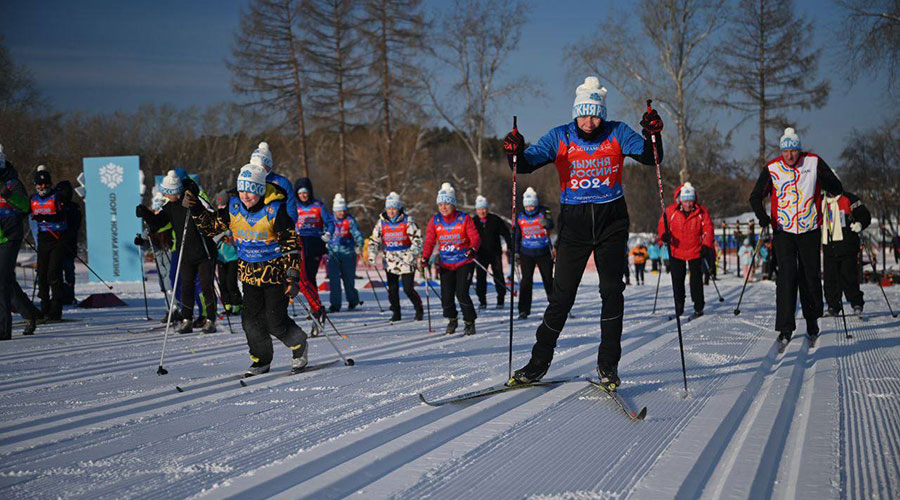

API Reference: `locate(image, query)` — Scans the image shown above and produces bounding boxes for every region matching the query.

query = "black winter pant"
[241,282,307,365]
[0,240,39,339]
[475,252,506,306]
[180,258,216,321]
[37,232,65,319]
[774,229,823,333]
[217,260,242,307]
[304,254,323,290]
[387,270,422,316]
[823,252,864,310]
[634,262,645,284]
[439,262,477,322]
[671,257,704,315]
[518,252,553,315]
[533,199,628,369]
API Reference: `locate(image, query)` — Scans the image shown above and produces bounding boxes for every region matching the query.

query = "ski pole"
[473,257,511,293]
[142,221,171,313]
[733,227,768,315]
[293,296,355,366]
[420,265,434,332]
[362,260,386,313]
[651,257,662,314]
[508,115,518,380]
[371,263,392,307]
[45,229,113,290]
[135,234,152,320]
[157,218,191,375]
[863,237,898,318]
[647,100,688,396]
[211,271,234,334]
[701,257,725,303]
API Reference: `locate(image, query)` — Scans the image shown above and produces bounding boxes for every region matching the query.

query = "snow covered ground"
[1,264,899,499]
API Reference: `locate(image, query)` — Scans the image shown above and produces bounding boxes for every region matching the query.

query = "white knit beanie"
[522,187,538,207]
[779,128,801,151]
[572,76,608,120]
[250,141,273,171]
[385,191,402,210]
[159,170,183,195]
[475,195,488,209]
[333,193,347,212]
[436,182,456,206]
[679,182,696,202]
[236,164,267,196]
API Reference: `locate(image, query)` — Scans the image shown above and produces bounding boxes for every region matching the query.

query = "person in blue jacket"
[513,187,554,320]
[327,194,364,312]
[502,76,664,390]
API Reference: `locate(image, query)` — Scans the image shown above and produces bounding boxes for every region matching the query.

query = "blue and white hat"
[236,164,267,196]
[475,195,488,209]
[250,141,273,171]
[679,182,696,202]
[333,193,347,212]
[522,187,538,207]
[436,182,456,206]
[385,191,402,210]
[572,76,608,120]
[779,127,801,151]
[159,170,183,195]
[0,144,5,170]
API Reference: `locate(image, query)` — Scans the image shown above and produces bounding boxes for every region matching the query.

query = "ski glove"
[285,268,302,298]
[757,214,772,228]
[134,235,146,247]
[465,248,477,259]
[503,130,525,164]
[321,232,331,243]
[135,204,150,219]
[182,177,200,197]
[850,222,862,233]
[640,109,664,135]
[182,191,199,209]
[660,232,671,244]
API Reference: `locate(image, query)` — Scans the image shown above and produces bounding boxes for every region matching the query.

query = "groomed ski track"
[1,269,898,499]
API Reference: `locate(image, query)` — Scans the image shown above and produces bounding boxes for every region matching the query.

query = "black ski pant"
[179,257,216,321]
[634,262,645,284]
[0,239,39,339]
[217,260,242,308]
[518,252,553,315]
[475,252,506,306]
[823,252,864,310]
[304,253,323,290]
[671,257,704,316]
[438,262,477,322]
[241,282,307,366]
[61,248,76,305]
[386,270,422,316]
[36,232,65,319]
[774,229,823,333]
[532,199,628,369]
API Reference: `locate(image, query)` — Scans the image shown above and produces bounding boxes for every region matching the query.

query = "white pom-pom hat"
[573,76,608,120]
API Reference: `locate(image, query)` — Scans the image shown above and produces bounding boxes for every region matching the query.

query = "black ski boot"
[445,318,458,335]
[192,316,206,329]
[23,318,36,336]
[693,308,704,318]
[201,319,217,334]
[496,298,505,310]
[509,358,550,386]
[463,321,476,336]
[852,305,864,318]
[390,311,401,323]
[823,307,839,317]
[177,319,193,334]
[291,344,308,374]
[596,362,621,392]
[414,305,424,321]
[777,330,792,352]
[517,312,528,320]
[243,361,270,378]
[478,302,487,310]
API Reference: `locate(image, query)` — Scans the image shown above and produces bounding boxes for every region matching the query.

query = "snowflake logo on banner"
[99,162,124,189]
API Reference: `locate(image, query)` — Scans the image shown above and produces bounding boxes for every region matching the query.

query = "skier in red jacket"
[658,182,714,317]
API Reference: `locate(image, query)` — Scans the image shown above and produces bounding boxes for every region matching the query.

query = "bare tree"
[711,0,829,168]
[228,0,311,177]
[840,121,900,234]
[835,0,900,94]
[303,0,369,198]
[423,0,532,195]
[360,0,426,192]
[569,0,725,183]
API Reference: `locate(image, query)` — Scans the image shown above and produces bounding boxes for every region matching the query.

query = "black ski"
[175,374,244,393]
[586,378,647,421]
[418,376,582,407]
[239,360,341,387]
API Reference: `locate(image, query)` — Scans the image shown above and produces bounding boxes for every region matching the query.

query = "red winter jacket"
[657,187,714,261]
[423,210,481,270]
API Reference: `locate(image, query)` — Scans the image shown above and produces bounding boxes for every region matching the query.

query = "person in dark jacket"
[60,201,81,305]
[293,177,334,297]
[30,166,72,321]
[502,76,664,389]
[137,170,218,334]
[749,127,843,346]
[472,195,512,309]
[821,190,871,317]
[0,148,40,338]
[513,187,554,319]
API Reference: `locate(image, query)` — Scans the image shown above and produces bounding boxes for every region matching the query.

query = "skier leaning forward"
[187,164,322,377]
[503,76,664,389]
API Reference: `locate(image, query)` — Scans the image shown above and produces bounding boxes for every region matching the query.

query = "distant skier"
[367,192,424,322]
[472,195,512,310]
[629,243,648,285]
[657,182,714,317]
[502,76,664,389]
[293,177,333,298]
[214,191,242,315]
[648,241,660,272]
[738,238,755,280]
[821,190,871,317]
[421,183,481,335]
[513,187,554,320]
[326,194,364,312]
[749,127,843,346]
[30,166,72,321]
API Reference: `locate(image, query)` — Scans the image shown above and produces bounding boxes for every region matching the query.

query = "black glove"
[465,248,477,259]
[135,204,150,219]
[661,232,671,244]
[0,185,12,200]
[182,191,199,209]
[758,214,771,228]
[181,177,200,196]
[503,130,525,166]
[134,234,146,247]
[641,109,664,135]
[285,268,301,298]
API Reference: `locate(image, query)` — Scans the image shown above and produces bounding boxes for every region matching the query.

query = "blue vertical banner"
[82,156,143,282]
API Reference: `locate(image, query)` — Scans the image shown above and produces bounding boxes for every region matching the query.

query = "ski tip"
[345,358,355,366]
[417,393,433,405]
[175,386,184,393]
[239,379,248,387]
[636,407,648,420]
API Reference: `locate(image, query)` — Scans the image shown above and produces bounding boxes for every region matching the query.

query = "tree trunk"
[379,8,394,192]
[757,0,766,169]
[676,84,689,184]
[287,0,309,177]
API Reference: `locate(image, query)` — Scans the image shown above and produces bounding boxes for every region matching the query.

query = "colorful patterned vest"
[766,153,822,234]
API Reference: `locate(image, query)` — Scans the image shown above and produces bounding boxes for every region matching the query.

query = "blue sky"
[1,0,891,166]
